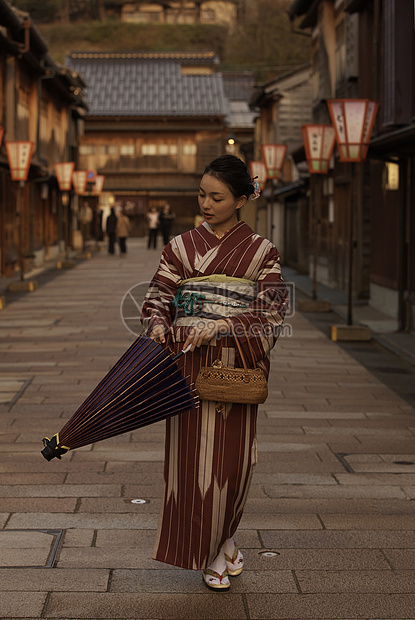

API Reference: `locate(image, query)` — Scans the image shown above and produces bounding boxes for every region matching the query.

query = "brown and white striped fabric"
[141,221,288,570]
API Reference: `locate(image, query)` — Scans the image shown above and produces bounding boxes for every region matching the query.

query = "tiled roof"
[67,51,229,118]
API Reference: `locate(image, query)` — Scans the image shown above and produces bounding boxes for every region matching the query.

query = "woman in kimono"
[141,154,288,590]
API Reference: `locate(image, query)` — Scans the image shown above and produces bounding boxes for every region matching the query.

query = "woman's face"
[198,173,246,235]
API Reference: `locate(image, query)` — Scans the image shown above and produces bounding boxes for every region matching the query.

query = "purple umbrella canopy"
[41,335,195,461]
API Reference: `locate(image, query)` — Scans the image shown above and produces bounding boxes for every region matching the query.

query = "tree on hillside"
[225,0,310,79]
[13,0,107,22]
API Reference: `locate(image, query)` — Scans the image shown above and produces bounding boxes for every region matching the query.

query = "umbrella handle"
[172,344,192,361]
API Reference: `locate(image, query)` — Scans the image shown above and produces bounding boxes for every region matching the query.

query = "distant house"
[117,1,243,30]
[67,51,233,235]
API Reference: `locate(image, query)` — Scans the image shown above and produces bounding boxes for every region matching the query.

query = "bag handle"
[232,316,257,369]
[229,321,250,370]
[201,318,257,371]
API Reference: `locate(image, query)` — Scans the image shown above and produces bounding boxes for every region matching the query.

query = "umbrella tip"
[41,435,69,461]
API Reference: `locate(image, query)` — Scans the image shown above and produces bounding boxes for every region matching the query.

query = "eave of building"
[369,124,415,159]
[83,116,227,130]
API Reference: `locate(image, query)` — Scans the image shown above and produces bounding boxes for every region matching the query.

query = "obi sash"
[172,274,256,330]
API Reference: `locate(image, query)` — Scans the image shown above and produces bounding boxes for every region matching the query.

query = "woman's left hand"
[183,319,229,352]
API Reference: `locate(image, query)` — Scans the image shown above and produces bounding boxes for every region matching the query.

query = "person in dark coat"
[159,202,175,246]
[106,207,117,255]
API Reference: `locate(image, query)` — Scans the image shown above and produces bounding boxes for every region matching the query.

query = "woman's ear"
[236,195,248,210]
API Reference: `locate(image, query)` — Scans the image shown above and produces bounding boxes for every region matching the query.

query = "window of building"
[182,143,197,155]
[120,144,136,155]
[142,144,158,155]
[108,145,118,155]
[79,145,97,155]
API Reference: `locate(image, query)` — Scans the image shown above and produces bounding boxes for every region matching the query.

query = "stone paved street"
[0,239,414,619]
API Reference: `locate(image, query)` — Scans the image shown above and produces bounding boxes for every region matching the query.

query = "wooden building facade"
[288,0,415,332]
[0,1,86,277]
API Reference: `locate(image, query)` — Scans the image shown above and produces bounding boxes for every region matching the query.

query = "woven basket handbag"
[195,319,268,405]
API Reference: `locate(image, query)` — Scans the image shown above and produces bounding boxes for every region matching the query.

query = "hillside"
[33,5,309,80]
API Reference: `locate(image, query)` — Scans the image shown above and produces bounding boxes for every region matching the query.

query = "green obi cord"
[172,275,256,319]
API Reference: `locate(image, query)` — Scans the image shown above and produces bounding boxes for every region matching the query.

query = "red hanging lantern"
[301,124,336,174]
[72,170,87,195]
[261,144,287,180]
[55,162,75,191]
[5,141,34,182]
[327,99,379,162]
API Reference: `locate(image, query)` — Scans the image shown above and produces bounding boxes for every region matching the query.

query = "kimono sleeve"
[227,244,288,364]
[140,245,183,335]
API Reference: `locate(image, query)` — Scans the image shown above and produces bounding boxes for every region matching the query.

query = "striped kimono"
[141,221,288,570]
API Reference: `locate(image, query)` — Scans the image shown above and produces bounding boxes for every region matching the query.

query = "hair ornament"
[250,176,261,200]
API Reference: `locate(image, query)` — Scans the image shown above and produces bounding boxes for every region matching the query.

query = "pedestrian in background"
[106,207,117,255]
[146,206,160,249]
[141,154,288,590]
[116,208,131,256]
[159,202,175,246]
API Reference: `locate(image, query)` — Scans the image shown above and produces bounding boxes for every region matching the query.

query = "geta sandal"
[224,543,244,576]
[202,568,230,590]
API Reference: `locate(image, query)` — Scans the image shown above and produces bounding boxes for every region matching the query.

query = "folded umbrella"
[41,335,195,461]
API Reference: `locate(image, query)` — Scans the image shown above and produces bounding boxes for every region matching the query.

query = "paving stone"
[0,484,122,498]
[0,592,46,618]
[239,513,322,530]
[45,592,248,619]
[241,547,390,571]
[6,513,159,530]
[0,473,66,484]
[62,529,95,547]
[382,549,415,570]
[247,593,415,619]
[296,569,415,593]
[77,498,161,513]
[320,514,415,530]
[252,472,337,484]
[262,485,407,499]
[110,567,297,594]
[0,498,77,512]
[260,529,415,549]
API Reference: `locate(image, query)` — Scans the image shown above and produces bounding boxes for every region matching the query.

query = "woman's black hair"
[203,154,255,200]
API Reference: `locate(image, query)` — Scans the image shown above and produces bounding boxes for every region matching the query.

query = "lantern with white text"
[301,125,335,174]
[327,99,378,163]
[261,144,287,180]
[55,162,75,192]
[5,141,34,182]
[72,170,87,195]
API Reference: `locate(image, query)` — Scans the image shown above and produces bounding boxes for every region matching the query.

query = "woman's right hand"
[149,324,166,344]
